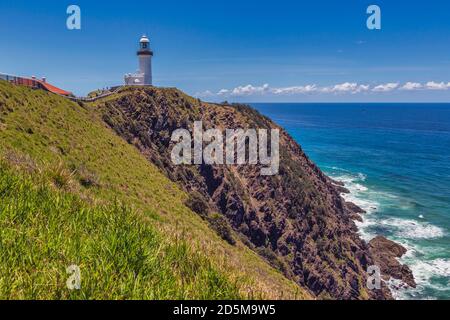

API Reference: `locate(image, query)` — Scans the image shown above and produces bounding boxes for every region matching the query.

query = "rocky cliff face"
[94,86,413,299]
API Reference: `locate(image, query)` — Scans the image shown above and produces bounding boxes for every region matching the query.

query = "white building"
[124,35,153,86]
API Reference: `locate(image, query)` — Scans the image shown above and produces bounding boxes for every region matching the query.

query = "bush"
[185,191,210,218]
[256,247,291,277]
[208,213,236,246]
[77,165,101,188]
[49,162,75,190]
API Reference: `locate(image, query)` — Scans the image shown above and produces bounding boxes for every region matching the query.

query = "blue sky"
[1,0,450,101]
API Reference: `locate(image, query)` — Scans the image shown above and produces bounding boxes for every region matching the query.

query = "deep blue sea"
[251,103,450,300]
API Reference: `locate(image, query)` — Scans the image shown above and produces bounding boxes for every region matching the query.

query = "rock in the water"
[335,185,351,194]
[369,236,416,288]
[346,202,367,214]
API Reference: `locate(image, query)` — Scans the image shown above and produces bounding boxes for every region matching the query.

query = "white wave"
[388,279,419,300]
[357,173,367,181]
[329,172,382,240]
[342,192,377,212]
[330,173,378,212]
[392,257,450,299]
[324,166,350,173]
[328,169,448,300]
[354,217,378,241]
[381,218,445,240]
[384,237,450,299]
[411,259,450,284]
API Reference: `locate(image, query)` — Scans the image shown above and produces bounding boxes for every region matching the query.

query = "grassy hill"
[0,81,311,299]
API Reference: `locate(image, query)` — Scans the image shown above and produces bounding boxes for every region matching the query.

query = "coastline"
[251,102,450,300]
[328,173,417,299]
[328,168,448,300]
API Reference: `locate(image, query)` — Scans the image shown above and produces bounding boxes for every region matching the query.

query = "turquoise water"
[252,103,450,300]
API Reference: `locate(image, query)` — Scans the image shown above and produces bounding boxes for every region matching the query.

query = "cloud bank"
[196,81,450,98]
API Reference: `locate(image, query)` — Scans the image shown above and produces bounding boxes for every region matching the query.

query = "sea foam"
[329,171,381,240]
[328,168,448,300]
[380,218,445,240]
[391,255,450,300]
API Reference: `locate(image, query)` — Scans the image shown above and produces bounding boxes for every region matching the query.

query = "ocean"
[251,103,450,300]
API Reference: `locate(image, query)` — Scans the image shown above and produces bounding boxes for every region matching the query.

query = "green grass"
[0,81,311,300]
[0,161,241,300]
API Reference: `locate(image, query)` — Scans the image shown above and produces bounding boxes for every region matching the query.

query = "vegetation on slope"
[91,86,384,299]
[0,158,240,299]
[0,81,311,300]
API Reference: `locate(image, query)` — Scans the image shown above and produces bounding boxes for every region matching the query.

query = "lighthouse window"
[142,43,148,49]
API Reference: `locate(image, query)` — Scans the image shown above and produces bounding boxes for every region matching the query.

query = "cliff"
[0,81,311,299]
[92,86,415,299]
[0,80,414,299]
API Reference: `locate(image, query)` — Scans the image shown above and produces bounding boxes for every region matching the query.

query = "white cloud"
[400,82,423,91]
[272,85,318,95]
[372,83,399,92]
[425,81,448,90]
[206,81,450,98]
[229,84,270,96]
[195,90,214,98]
[322,82,370,94]
[359,85,371,92]
[217,89,230,96]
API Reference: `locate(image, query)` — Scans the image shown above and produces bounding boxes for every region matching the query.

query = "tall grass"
[0,162,241,300]
[0,81,310,300]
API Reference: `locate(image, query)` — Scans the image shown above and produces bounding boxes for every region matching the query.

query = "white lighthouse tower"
[124,35,154,86]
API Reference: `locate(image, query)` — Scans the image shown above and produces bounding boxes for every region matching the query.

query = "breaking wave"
[380,218,445,240]
[327,167,448,300]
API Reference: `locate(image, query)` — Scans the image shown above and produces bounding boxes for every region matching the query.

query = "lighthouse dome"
[140,35,150,43]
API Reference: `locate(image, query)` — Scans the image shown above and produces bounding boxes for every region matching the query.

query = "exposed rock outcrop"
[369,236,416,288]
[95,86,412,299]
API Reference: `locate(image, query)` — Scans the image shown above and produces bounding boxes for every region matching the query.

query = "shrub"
[76,165,101,188]
[208,213,236,246]
[185,191,210,218]
[48,162,75,190]
[256,247,291,277]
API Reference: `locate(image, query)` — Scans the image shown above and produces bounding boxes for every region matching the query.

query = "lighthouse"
[124,35,154,86]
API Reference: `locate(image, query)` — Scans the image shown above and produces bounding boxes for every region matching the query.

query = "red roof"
[37,80,72,96]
